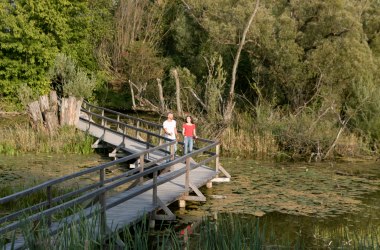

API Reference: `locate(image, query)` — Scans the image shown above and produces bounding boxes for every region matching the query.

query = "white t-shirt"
[163,120,177,140]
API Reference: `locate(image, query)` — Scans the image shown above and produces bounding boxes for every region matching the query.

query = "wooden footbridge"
[0,101,230,249]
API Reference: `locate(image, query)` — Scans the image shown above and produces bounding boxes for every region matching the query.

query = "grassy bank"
[0,120,94,155]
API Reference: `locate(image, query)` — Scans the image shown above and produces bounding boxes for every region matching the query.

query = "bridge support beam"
[179,183,207,208]
[212,164,231,183]
[151,197,176,227]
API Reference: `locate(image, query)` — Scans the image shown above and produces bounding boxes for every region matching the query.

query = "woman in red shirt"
[182,116,197,154]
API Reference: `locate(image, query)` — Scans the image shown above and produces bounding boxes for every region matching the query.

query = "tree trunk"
[39,95,49,114]
[60,97,82,126]
[157,78,165,113]
[172,69,183,117]
[44,111,59,134]
[28,101,43,130]
[129,80,136,108]
[74,98,83,125]
[49,90,58,114]
[224,0,260,124]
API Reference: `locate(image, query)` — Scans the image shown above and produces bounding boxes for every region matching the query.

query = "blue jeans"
[184,136,194,154]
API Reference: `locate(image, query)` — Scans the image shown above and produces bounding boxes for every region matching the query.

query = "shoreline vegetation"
[1,1,380,162]
[0,117,94,155]
[0,112,377,161]
[0,211,378,249]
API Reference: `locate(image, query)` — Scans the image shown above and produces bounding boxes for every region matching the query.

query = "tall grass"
[0,123,94,155]
[211,103,370,160]
[1,212,378,249]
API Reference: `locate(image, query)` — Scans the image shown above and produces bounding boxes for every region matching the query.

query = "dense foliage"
[1,0,380,159]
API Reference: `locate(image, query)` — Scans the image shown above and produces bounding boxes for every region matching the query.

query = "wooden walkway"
[0,102,230,249]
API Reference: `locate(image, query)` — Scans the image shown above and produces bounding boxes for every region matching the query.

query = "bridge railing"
[0,140,220,241]
[82,101,215,154]
[81,102,174,154]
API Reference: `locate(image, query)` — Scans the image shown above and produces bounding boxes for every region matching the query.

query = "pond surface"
[1,154,379,247]
[176,159,380,248]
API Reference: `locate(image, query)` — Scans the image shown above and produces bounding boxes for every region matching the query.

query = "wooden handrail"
[81,109,170,142]
[0,101,221,241]
[0,141,175,205]
[0,140,219,235]
[82,101,214,144]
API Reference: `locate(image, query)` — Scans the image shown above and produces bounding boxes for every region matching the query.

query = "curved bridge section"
[0,102,230,249]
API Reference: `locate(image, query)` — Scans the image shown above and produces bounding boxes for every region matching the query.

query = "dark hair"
[185,116,193,124]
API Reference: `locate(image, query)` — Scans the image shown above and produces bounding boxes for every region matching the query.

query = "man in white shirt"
[163,112,178,159]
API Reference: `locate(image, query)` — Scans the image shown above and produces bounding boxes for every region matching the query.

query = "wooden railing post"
[101,110,105,126]
[146,134,151,159]
[185,157,190,196]
[88,107,92,121]
[159,128,163,145]
[216,144,220,172]
[99,168,106,236]
[46,186,52,226]
[153,171,157,205]
[117,115,120,131]
[136,121,140,138]
[139,154,145,185]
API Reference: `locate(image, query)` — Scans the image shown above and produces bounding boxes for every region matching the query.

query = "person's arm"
[182,125,185,136]
[164,127,170,135]
[174,127,178,139]
[194,125,197,139]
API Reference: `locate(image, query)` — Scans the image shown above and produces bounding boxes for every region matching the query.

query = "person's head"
[167,112,174,121]
[186,116,193,124]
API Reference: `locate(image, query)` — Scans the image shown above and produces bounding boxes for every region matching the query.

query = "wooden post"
[39,95,49,114]
[146,134,151,159]
[216,144,220,172]
[88,107,92,123]
[139,155,144,185]
[74,98,83,125]
[170,144,175,172]
[153,171,157,205]
[101,110,105,126]
[117,115,120,131]
[27,101,43,130]
[46,186,52,226]
[185,157,190,196]
[44,111,59,134]
[49,91,58,114]
[99,168,106,236]
[159,128,163,145]
[60,97,82,126]
[136,121,140,138]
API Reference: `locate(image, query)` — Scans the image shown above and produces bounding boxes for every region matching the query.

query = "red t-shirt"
[183,123,196,137]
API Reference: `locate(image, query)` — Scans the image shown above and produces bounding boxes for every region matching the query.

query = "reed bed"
[0,124,94,155]
[1,211,378,249]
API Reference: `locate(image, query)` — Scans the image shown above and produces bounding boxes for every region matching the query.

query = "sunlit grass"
[0,123,94,155]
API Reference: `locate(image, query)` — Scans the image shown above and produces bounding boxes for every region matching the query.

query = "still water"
[0,154,379,248]
[176,159,380,248]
